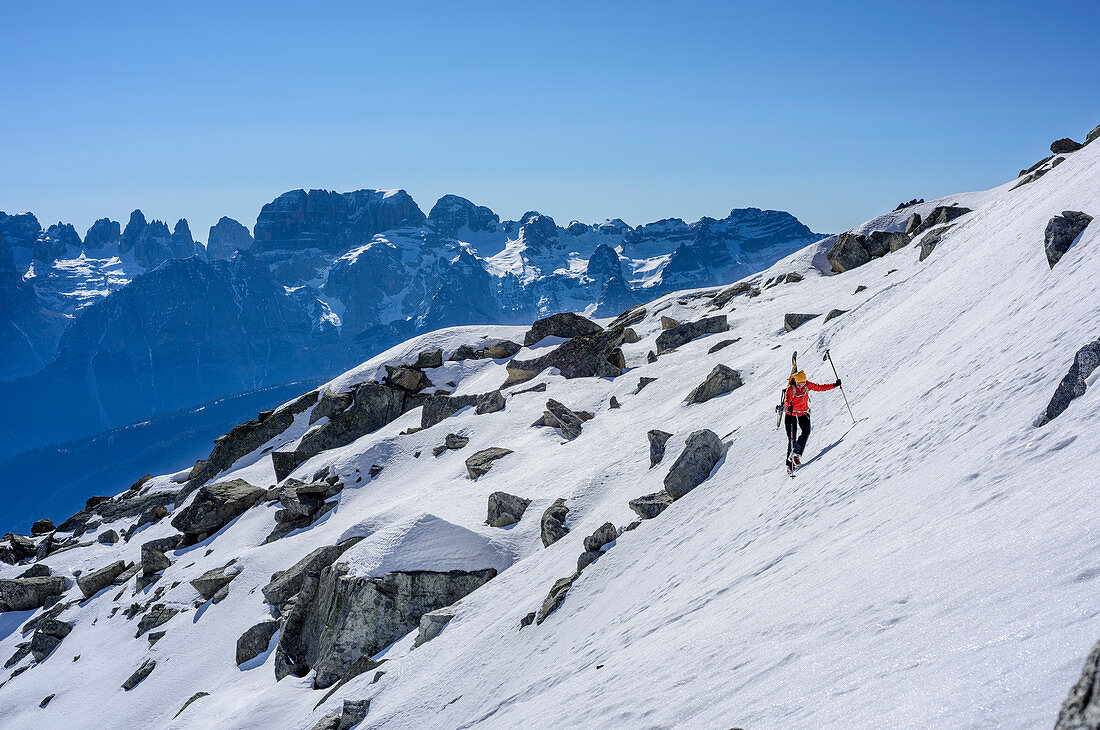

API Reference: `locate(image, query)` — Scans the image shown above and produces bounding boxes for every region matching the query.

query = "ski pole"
[823,349,856,424]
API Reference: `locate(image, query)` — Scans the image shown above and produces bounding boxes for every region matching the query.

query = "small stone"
[609,396,621,409]
[465,448,513,479]
[823,309,848,323]
[647,350,657,364]
[413,607,456,647]
[629,491,673,519]
[784,313,821,332]
[708,338,739,354]
[122,659,156,690]
[40,694,55,708]
[854,285,867,294]
[519,612,536,628]
[536,575,576,624]
[583,522,617,553]
[634,377,657,393]
[97,530,119,545]
[147,630,166,645]
[369,464,384,478]
[648,429,673,468]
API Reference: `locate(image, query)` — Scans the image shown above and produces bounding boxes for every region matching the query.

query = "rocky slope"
[0,122,1097,728]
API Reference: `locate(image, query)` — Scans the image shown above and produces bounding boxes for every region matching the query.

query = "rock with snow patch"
[414,606,456,647]
[629,491,673,519]
[465,448,513,479]
[783,312,821,332]
[506,328,628,385]
[663,429,725,500]
[1045,211,1093,268]
[1038,337,1100,425]
[190,563,239,600]
[541,499,570,547]
[523,312,603,346]
[685,364,743,404]
[486,492,532,527]
[539,399,586,441]
[30,619,71,661]
[384,366,430,392]
[77,560,127,599]
[122,658,156,690]
[421,390,505,429]
[655,315,728,354]
[236,620,279,665]
[262,538,364,616]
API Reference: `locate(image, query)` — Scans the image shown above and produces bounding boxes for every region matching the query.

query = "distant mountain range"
[0,190,823,459]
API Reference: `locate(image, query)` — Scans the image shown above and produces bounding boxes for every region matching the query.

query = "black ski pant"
[784,413,811,464]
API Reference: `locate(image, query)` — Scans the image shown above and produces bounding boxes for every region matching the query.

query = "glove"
[776,404,781,413]
[834,379,842,388]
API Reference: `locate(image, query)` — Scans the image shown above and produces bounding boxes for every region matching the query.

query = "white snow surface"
[1,141,1099,729]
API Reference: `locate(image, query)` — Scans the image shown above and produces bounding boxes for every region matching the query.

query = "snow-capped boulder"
[654,315,729,354]
[540,498,570,547]
[523,312,603,346]
[1045,211,1093,268]
[663,430,725,500]
[465,447,513,479]
[1038,337,1100,426]
[170,479,266,545]
[685,364,743,404]
[485,491,531,528]
[629,491,673,519]
[262,538,363,616]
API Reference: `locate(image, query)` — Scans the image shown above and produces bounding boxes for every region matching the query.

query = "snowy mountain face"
[1,123,1098,729]
[0,189,820,467]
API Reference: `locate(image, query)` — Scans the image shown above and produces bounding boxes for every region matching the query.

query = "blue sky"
[2,0,1098,239]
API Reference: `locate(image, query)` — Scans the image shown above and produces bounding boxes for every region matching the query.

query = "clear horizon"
[2,1,1098,241]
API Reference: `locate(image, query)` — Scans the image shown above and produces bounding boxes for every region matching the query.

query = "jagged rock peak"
[207,216,255,260]
[427,194,499,235]
[85,218,121,250]
[517,211,558,247]
[253,188,426,254]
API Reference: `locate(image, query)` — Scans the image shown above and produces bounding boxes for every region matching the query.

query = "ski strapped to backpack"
[776,350,796,429]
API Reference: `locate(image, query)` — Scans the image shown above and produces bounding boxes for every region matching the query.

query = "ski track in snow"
[1,143,1099,729]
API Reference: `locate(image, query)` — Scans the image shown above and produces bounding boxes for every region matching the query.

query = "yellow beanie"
[792,370,807,383]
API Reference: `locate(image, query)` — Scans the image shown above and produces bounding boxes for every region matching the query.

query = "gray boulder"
[1038,337,1100,425]
[486,492,532,527]
[31,519,54,535]
[291,383,411,473]
[432,433,470,456]
[918,223,958,261]
[1045,211,1093,268]
[1055,638,1100,729]
[536,574,577,625]
[635,376,657,393]
[660,316,680,329]
[608,306,646,329]
[122,658,156,690]
[276,565,496,689]
[685,364,743,404]
[905,213,922,235]
[1051,137,1084,154]
[823,308,848,323]
[708,338,738,354]
[506,328,627,385]
[384,366,430,392]
[421,391,505,429]
[827,233,872,273]
[135,604,179,637]
[262,538,363,616]
[413,606,456,647]
[236,620,279,665]
[415,348,443,369]
[539,399,586,441]
[523,312,603,346]
[30,619,71,661]
[784,313,821,332]
[648,430,673,468]
[77,561,127,599]
[1088,123,1100,146]
[584,522,618,552]
[540,498,570,547]
[709,282,753,309]
[477,339,522,359]
[655,316,729,355]
[190,564,239,600]
[97,530,119,545]
[465,448,513,479]
[171,479,266,545]
[663,430,725,500]
[629,491,673,519]
[18,564,50,578]
[310,388,354,426]
[910,206,971,237]
[577,550,601,572]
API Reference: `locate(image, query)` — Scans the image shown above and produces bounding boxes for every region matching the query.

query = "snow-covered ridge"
[1,126,1099,728]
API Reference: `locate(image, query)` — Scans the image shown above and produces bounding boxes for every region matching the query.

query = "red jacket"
[783,380,834,415]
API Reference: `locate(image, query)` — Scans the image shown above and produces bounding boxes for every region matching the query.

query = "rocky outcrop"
[523,312,603,346]
[536,399,586,441]
[1055,638,1100,729]
[909,206,971,237]
[655,315,728,354]
[918,224,958,262]
[262,538,363,616]
[465,448,513,479]
[536,575,577,625]
[0,576,66,611]
[685,364,743,404]
[171,479,266,545]
[1045,211,1093,268]
[30,618,71,661]
[276,565,496,689]
[823,308,848,323]
[608,306,646,329]
[267,479,341,542]
[122,659,156,690]
[448,339,522,362]
[506,328,627,386]
[432,433,470,456]
[784,313,821,332]
[187,386,320,490]
[1038,337,1100,426]
[421,390,505,429]
[77,561,127,599]
[427,194,499,235]
[648,430,673,467]
[190,563,240,601]
[664,430,725,500]
[135,604,178,638]
[629,492,673,519]
[206,216,255,260]
[486,492,531,527]
[236,620,279,665]
[709,282,753,309]
[827,231,910,272]
[540,499,570,547]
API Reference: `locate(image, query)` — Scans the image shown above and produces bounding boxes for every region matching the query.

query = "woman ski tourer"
[780,370,840,474]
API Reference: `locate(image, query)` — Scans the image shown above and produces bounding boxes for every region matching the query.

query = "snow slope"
[1,138,1098,729]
